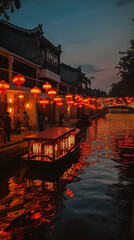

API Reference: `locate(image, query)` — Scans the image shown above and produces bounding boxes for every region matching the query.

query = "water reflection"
[0,148,89,240]
[0,114,134,239]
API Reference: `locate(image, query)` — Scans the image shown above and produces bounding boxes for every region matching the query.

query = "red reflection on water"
[29,212,42,219]
[66,189,74,198]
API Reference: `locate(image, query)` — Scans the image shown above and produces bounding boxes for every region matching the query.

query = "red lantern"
[40,98,49,110]
[113,100,117,105]
[79,104,83,108]
[31,87,41,99]
[53,96,62,102]
[75,95,80,101]
[67,100,74,106]
[12,74,25,92]
[48,88,56,103]
[74,102,78,106]
[0,80,9,100]
[65,94,73,100]
[57,101,63,108]
[43,82,51,93]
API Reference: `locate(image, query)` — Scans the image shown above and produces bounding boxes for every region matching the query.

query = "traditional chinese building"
[60,63,91,118]
[0,20,62,129]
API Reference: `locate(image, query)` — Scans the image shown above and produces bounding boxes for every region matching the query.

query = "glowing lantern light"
[40,98,49,110]
[0,80,9,100]
[105,98,109,102]
[18,95,24,99]
[83,98,88,103]
[43,82,51,93]
[113,100,117,105]
[78,96,83,103]
[119,97,123,101]
[67,100,74,106]
[92,98,96,102]
[74,102,78,106]
[84,102,89,107]
[97,98,101,102]
[126,99,131,103]
[53,96,62,103]
[75,95,80,101]
[12,74,25,92]
[65,94,73,100]
[48,88,56,103]
[57,101,63,108]
[31,87,41,100]
[79,104,83,108]
[87,97,91,101]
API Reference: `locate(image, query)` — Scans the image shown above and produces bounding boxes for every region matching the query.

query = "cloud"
[116,0,134,7]
[77,64,104,75]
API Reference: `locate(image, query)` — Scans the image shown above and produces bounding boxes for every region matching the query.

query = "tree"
[0,0,21,21]
[110,20,134,97]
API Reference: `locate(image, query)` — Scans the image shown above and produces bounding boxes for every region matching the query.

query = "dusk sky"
[2,0,134,91]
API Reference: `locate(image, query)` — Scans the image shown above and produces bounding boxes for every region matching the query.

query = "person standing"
[23,111,31,135]
[3,112,11,143]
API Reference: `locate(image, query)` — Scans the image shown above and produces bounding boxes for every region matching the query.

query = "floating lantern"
[0,80,9,100]
[43,82,52,93]
[48,88,57,103]
[31,87,41,100]
[12,74,25,92]
[92,98,96,102]
[40,98,49,110]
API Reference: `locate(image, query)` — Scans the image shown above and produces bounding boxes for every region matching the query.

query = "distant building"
[60,63,91,97]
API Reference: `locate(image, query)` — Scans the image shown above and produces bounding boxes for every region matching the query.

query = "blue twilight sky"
[1,0,134,91]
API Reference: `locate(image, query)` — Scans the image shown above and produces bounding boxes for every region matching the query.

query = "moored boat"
[23,127,82,168]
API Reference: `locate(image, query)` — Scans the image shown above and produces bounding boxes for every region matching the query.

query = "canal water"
[0,113,134,240]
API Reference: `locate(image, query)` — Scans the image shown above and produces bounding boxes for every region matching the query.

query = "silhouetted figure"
[3,112,11,143]
[38,113,44,131]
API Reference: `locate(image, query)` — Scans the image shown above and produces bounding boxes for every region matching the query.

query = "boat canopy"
[24,127,76,141]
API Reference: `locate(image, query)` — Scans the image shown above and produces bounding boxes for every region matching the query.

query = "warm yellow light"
[9,108,12,112]
[9,98,12,103]
[26,103,29,108]
[18,95,24,99]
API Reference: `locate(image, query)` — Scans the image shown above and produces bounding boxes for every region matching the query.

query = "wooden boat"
[23,127,82,168]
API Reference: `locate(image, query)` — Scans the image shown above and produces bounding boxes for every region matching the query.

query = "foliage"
[110,20,134,97]
[0,0,21,21]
